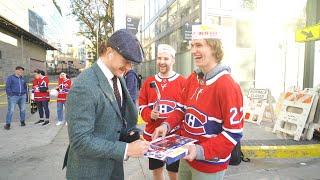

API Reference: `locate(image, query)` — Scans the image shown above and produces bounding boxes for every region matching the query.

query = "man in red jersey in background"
[152,25,244,180]
[139,44,186,180]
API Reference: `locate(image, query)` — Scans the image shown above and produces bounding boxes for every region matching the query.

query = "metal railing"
[0,82,58,105]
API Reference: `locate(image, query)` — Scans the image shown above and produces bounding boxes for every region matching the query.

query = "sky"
[55,0,82,46]
[127,0,144,17]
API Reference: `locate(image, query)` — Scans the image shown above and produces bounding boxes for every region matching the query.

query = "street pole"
[96,0,99,60]
[96,27,99,59]
[303,0,320,88]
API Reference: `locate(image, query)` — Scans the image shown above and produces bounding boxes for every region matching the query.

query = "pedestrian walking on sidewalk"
[4,66,27,130]
[32,70,50,126]
[152,25,244,180]
[64,29,150,180]
[139,44,186,180]
[56,72,72,126]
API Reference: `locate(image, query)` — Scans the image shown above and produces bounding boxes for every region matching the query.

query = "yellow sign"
[295,24,320,42]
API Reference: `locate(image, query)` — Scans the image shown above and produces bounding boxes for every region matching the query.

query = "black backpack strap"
[241,151,251,162]
[62,145,70,170]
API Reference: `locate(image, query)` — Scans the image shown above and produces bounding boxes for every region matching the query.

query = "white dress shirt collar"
[97,58,123,103]
[97,58,114,81]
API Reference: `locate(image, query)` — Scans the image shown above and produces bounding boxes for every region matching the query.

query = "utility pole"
[303,0,320,88]
[96,27,99,59]
[96,0,99,59]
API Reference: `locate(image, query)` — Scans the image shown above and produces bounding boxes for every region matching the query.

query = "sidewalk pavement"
[0,102,63,159]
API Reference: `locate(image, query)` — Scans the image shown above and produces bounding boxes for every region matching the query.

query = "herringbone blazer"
[65,63,138,180]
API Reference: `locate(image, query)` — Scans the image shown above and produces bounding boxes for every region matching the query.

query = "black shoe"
[21,121,26,126]
[35,120,44,124]
[42,121,50,126]
[4,124,10,130]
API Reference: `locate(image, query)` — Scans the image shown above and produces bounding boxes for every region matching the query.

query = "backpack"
[30,100,38,114]
[229,142,250,166]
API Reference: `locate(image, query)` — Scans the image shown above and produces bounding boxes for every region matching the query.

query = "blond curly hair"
[205,39,224,63]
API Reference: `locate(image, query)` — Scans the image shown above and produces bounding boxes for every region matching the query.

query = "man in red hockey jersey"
[152,25,244,179]
[139,44,186,180]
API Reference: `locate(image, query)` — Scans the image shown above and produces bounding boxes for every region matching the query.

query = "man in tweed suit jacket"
[65,29,150,180]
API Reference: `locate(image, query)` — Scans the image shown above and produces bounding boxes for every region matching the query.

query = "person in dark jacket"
[124,63,138,104]
[4,66,28,130]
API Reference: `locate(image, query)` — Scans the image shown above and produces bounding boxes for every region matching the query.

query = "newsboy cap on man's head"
[107,29,144,64]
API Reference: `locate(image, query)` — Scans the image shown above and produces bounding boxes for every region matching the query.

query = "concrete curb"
[137,115,144,125]
[242,144,320,158]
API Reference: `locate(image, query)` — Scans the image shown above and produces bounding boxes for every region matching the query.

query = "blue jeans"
[5,94,26,124]
[57,102,65,122]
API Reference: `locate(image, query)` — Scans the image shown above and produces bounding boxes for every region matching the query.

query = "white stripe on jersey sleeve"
[138,105,148,114]
[222,126,243,133]
[222,131,237,145]
[208,116,222,123]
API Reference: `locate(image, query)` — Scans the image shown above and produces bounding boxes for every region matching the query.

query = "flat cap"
[107,29,144,63]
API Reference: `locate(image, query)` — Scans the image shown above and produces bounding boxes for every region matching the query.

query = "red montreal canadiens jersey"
[57,78,72,103]
[33,76,50,102]
[139,72,186,141]
[166,70,244,173]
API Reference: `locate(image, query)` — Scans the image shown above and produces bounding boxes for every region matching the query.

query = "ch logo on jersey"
[38,80,47,90]
[158,100,176,118]
[184,107,207,135]
[40,81,46,87]
[59,83,70,93]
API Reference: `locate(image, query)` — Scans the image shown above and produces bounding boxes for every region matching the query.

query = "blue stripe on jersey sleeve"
[224,131,243,143]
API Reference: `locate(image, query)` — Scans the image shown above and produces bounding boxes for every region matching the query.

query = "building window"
[178,0,191,21]
[150,21,155,40]
[168,1,178,27]
[236,20,254,48]
[160,12,167,34]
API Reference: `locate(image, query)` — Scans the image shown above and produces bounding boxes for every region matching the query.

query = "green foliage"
[70,0,114,61]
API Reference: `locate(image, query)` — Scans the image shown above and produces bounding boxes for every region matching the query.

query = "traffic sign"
[295,24,320,42]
